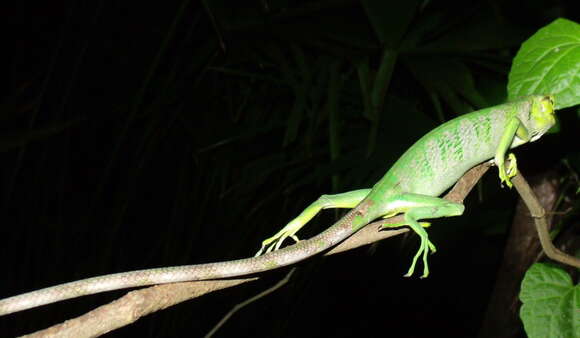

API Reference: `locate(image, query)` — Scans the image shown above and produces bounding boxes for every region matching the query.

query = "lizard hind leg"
[380,194,465,278]
[255,189,371,256]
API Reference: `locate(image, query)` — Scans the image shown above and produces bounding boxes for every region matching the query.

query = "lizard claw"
[255,222,302,256]
[498,153,518,188]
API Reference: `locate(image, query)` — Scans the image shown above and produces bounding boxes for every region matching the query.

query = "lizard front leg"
[494,112,534,188]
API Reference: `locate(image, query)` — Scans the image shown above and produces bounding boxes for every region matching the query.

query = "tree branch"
[28,161,579,337]
[511,173,580,268]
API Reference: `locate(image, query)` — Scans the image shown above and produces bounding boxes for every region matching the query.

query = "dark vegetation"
[1,0,578,336]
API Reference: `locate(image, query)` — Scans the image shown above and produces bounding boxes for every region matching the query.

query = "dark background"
[0,0,578,337]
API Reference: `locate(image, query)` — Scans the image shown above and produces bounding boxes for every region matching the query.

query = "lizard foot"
[499,153,518,188]
[403,234,436,278]
[381,220,436,278]
[255,219,303,256]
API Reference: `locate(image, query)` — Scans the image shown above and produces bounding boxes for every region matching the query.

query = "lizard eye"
[549,96,555,108]
[539,95,554,113]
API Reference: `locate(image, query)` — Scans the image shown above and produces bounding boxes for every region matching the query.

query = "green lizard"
[0,95,556,316]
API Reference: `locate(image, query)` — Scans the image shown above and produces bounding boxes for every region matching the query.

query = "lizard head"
[527,94,556,142]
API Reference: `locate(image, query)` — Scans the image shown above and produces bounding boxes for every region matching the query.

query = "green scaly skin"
[0,95,556,316]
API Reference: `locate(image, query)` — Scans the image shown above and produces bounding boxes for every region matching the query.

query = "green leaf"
[508,18,580,109]
[519,263,579,338]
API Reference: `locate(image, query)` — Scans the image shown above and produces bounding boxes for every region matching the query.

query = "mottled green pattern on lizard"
[0,95,556,316]
[381,99,527,196]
